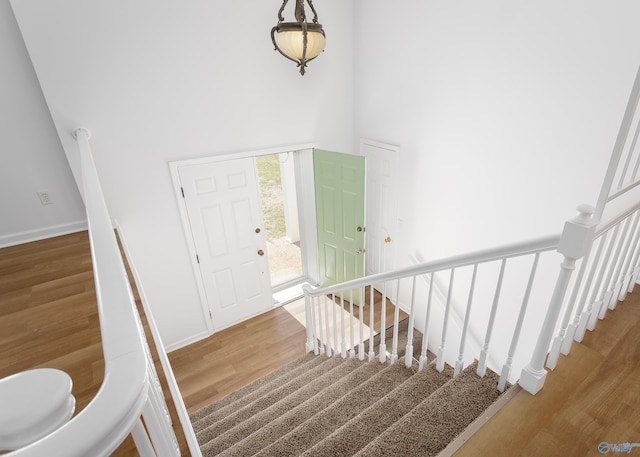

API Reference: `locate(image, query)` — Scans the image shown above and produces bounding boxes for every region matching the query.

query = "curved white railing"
[9,129,180,456]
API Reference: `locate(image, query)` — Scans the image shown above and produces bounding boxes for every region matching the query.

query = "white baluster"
[419,272,435,372]
[379,283,387,364]
[405,276,417,369]
[587,227,621,330]
[323,295,332,357]
[131,418,157,457]
[368,286,375,361]
[455,264,478,377]
[340,295,347,358]
[618,211,640,301]
[560,251,590,356]
[315,295,325,355]
[391,279,401,364]
[499,253,540,392]
[359,286,365,361]
[332,293,338,357]
[304,286,315,353]
[605,219,631,313]
[437,269,455,373]
[627,218,640,293]
[575,228,611,342]
[349,289,355,358]
[478,259,505,376]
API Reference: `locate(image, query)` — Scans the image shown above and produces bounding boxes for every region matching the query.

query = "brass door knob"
[384,236,392,243]
[255,228,261,234]
[258,249,264,256]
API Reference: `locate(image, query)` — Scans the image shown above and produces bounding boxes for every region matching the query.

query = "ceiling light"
[271,0,326,75]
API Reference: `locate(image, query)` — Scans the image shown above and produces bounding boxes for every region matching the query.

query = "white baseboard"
[165,330,210,353]
[0,220,88,248]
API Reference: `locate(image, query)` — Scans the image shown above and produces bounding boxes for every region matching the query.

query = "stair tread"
[301,361,453,457]
[191,353,329,430]
[195,356,344,444]
[215,359,383,457]
[353,362,502,457]
[200,356,362,454]
[252,362,415,457]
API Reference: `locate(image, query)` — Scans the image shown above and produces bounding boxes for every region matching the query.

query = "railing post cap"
[573,204,595,225]
[72,127,91,139]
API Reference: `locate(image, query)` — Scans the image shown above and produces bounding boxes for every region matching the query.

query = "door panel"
[179,157,272,331]
[314,149,365,302]
[362,140,399,286]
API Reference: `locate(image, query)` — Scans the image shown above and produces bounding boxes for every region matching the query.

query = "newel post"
[519,204,596,395]
[303,284,315,353]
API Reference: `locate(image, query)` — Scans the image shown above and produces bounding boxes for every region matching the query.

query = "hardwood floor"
[170,287,403,415]
[454,290,640,457]
[3,232,640,456]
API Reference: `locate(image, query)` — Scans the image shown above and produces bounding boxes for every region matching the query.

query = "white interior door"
[362,139,399,281]
[178,158,272,331]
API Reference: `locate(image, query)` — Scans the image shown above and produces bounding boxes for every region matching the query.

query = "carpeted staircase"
[190,323,508,456]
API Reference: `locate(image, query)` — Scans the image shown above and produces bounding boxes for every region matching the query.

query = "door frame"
[169,142,318,334]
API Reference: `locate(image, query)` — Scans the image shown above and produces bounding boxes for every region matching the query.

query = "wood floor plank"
[454,291,640,457]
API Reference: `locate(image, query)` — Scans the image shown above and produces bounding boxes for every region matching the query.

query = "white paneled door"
[362,139,399,283]
[178,158,272,331]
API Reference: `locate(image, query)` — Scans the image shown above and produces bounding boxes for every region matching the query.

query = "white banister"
[499,253,540,392]
[437,269,455,373]
[10,128,180,456]
[304,234,560,390]
[418,273,434,371]
[405,276,417,369]
[455,264,477,377]
[390,279,401,364]
[368,287,375,361]
[379,285,387,364]
[477,259,505,377]
[520,206,594,395]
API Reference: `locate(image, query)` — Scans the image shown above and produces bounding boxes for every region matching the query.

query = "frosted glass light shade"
[274,29,326,60]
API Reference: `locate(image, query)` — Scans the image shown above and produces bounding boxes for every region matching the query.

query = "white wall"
[354,0,640,264]
[10,0,354,349]
[0,0,86,247]
[353,0,640,379]
[9,0,640,353]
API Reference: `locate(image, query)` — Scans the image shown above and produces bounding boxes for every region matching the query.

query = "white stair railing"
[304,235,560,393]
[9,128,192,456]
[521,61,640,394]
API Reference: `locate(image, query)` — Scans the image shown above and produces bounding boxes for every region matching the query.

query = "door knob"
[384,236,392,243]
[357,226,365,232]
[355,248,365,255]
[257,249,264,256]
[255,228,261,234]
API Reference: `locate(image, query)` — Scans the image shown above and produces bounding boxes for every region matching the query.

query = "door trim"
[169,142,317,334]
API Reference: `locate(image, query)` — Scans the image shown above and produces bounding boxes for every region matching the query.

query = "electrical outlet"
[37,191,54,205]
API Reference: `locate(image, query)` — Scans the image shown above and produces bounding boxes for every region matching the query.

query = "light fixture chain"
[306,0,319,24]
[276,0,288,22]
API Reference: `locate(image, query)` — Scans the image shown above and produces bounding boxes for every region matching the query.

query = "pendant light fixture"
[271,0,326,75]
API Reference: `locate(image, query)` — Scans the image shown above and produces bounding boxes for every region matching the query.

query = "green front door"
[314,149,365,303]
